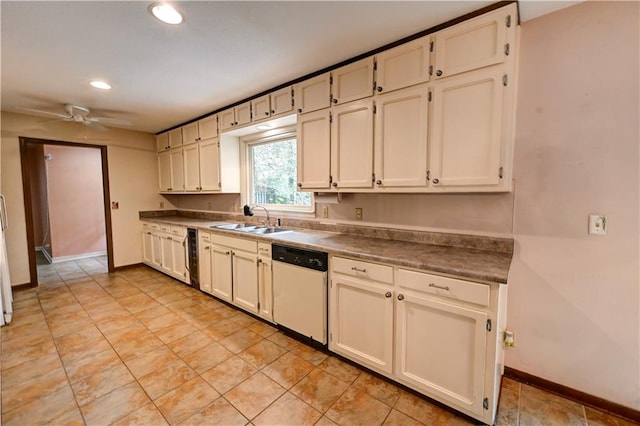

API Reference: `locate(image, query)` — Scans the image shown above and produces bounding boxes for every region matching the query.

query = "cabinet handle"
[332,182,338,187]
[376,86,383,93]
[375,180,382,186]
[385,291,392,298]
[332,98,338,104]
[258,258,263,264]
[397,294,405,301]
[432,178,440,185]
[436,70,443,77]
[429,283,450,291]
[225,251,231,255]
[351,266,366,273]
[297,108,303,113]
[264,111,269,116]
[204,246,210,250]
[271,109,275,114]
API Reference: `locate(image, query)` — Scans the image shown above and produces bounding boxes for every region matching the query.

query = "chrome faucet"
[243,204,270,227]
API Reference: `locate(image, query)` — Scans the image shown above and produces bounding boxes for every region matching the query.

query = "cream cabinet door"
[330,99,374,189]
[429,66,504,188]
[232,250,259,314]
[160,234,173,274]
[182,122,199,145]
[218,108,235,131]
[168,128,182,148]
[169,148,184,191]
[171,235,187,282]
[235,101,252,126]
[332,57,374,105]
[395,291,488,417]
[258,256,273,322]
[375,36,431,94]
[157,133,169,152]
[252,94,271,121]
[198,115,218,140]
[199,138,221,191]
[297,109,331,190]
[199,237,213,295]
[271,87,293,116]
[151,233,162,268]
[142,230,153,264]
[158,151,172,191]
[211,245,233,302]
[294,73,331,114]
[183,143,201,191]
[374,84,430,188]
[433,4,513,79]
[329,275,394,374]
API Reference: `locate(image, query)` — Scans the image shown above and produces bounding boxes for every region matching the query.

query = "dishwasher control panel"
[272,244,328,272]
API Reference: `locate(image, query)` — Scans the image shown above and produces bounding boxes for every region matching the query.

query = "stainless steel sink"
[250,227,292,234]
[211,223,292,234]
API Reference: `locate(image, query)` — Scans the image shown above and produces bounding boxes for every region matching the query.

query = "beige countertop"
[142,215,512,284]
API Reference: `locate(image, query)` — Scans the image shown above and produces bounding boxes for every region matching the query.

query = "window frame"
[240,126,315,215]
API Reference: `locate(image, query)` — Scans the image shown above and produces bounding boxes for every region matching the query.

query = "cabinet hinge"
[330,75,333,85]
[371,173,376,183]
[218,182,221,188]
[329,112,333,123]
[426,170,431,181]
[483,398,489,410]
[329,332,333,342]
[329,175,333,184]
[502,74,508,87]
[506,15,512,28]
[217,141,220,147]
[499,166,504,179]
[429,40,434,52]
[504,43,510,56]
[291,90,295,107]
[486,319,492,332]
[373,61,377,71]
[428,65,433,76]
[428,91,432,102]
[257,302,261,310]
[373,104,377,114]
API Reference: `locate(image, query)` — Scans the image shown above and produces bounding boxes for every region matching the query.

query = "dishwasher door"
[272,261,327,344]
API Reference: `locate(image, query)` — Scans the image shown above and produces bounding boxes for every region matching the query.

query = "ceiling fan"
[17,103,132,131]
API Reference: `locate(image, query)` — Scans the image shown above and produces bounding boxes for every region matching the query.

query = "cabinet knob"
[271,109,275,114]
[376,86,383,93]
[225,251,230,255]
[332,98,338,104]
[436,70,443,77]
[375,180,382,186]
[397,294,405,301]
[432,178,440,185]
[332,182,338,187]
[297,183,302,188]
[385,291,392,298]
[264,111,269,116]
[297,108,303,113]
[204,246,210,250]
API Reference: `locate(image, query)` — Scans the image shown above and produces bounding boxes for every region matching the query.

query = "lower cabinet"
[329,255,506,425]
[141,221,189,284]
[198,232,213,295]
[257,243,273,322]
[211,245,233,302]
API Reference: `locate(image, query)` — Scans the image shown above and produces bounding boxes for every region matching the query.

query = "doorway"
[19,137,115,286]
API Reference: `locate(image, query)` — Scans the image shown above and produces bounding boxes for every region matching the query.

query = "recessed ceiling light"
[149,3,183,25]
[89,80,112,90]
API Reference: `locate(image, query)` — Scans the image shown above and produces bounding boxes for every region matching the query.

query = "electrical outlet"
[111,201,119,210]
[589,214,606,235]
[322,206,329,218]
[159,201,165,208]
[504,330,515,347]
[207,201,212,209]
[355,207,363,221]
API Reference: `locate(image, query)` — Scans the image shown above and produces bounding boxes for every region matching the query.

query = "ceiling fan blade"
[82,121,109,132]
[87,116,132,126]
[14,106,70,119]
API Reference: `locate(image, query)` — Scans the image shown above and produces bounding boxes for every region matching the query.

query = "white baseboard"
[47,251,107,264]
[36,246,53,264]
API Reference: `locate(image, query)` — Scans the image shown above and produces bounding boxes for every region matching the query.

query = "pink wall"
[26,144,51,254]
[507,1,639,409]
[44,145,106,258]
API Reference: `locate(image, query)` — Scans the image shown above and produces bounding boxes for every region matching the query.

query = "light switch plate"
[589,214,606,235]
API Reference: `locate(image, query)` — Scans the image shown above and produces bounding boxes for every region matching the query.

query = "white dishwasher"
[272,244,328,345]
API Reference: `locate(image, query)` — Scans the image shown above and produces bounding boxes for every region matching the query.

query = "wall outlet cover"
[589,214,606,235]
[355,207,363,221]
[111,201,119,210]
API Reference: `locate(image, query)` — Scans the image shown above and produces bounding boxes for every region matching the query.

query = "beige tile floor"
[1,258,636,425]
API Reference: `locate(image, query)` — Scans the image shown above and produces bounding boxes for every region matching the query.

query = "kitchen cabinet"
[181,122,199,145]
[219,102,252,131]
[199,232,213,295]
[329,257,394,374]
[151,231,162,268]
[198,138,221,191]
[331,57,374,105]
[374,84,430,188]
[433,4,514,79]
[160,233,174,275]
[296,109,331,190]
[270,86,293,116]
[294,73,331,114]
[257,243,273,322]
[183,143,201,191]
[141,222,189,284]
[169,148,185,192]
[181,115,218,145]
[158,151,172,191]
[157,132,170,152]
[330,99,374,189]
[142,224,153,264]
[211,234,259,310]
[170,230,188,281]
[168,128,182,148]
[429,66,505,189]
[252,95,271,121]
[375,36,431,94]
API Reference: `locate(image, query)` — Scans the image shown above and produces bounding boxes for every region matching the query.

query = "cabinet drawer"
[397,269,489,307]
[199,231,211,243]
[212,234,258,253]
[159,224,171,233]
[331,256,393,284]
[258,243,271,256]
[149,223,160,231]
[170,226,186,237]
[141,222,149,230]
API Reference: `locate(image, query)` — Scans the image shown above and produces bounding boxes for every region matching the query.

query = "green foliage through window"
[249,138,312,208]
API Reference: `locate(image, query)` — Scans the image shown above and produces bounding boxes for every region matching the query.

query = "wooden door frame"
[19,137,115,286]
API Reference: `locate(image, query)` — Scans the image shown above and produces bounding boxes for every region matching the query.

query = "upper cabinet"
[181,122,199,145]
[433,5,512,79]
[252,95,271,121]
[294,73,331,114]
[331,58,374,105]
[296,109,331,190]
[198,115,219,140]
[157,132,169,152]
[375,36,431,95]
[271,87,294,116]
[168,128,182,149]
[219,101,252,131]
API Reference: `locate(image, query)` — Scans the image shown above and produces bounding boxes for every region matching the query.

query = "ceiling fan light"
[89,80,112,90]
[149,3,183,25]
